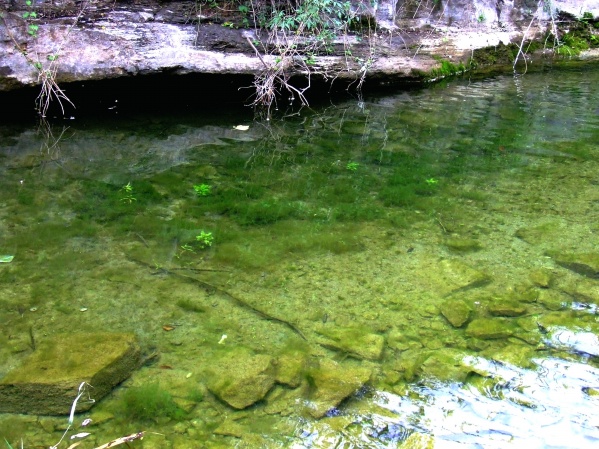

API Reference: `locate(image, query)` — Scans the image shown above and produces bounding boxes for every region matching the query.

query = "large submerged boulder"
[205,348,276,409]
[0,332,143,415]
[306,359,372,418]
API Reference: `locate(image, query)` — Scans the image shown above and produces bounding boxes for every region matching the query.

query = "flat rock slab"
[306,359,372,418]
[0,332,142,415]
[315,325,385,361]
[206,348,276,410]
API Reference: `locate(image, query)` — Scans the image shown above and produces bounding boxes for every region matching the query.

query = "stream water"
[1,65,599,448]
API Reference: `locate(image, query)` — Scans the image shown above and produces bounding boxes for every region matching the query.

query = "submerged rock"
[550,252,599,279]
[537,289,568,311]
[434,259,490,296]
[306,359,372,418]
[0,333,142,415]
[315,325,385,361]
[420,349,472,382]
[528,268,553,288]
[439,298,472,328]
[205,348,276,409]
[274,351,306,388]
[488,298,527,317]
[443,237,482,252]
[466,318,515,340]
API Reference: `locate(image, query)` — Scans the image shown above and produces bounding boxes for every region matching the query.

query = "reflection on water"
[1,66,599,448]
[374,356,599,449]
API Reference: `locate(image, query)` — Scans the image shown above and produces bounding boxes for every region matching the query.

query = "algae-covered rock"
[439,298,472,328]
[420,349,471,382]
[306,359,372,418]
[444,237,482,252]
[213,417,247,437]
[0,333,142,415]
[432,259,490,296]
[508,283,539,304]
[515,222,563,245]
[488,298,527,317]
[482,344,536,369]
[466,318,515,340]
[549,252,599,279]
[315,325,385,361]
[528,269,553,288]
[205,348,276,409]
[274,351,306,388]
[537,289,568,311]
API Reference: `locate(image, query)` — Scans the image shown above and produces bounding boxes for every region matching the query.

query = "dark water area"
[1,65,599,448]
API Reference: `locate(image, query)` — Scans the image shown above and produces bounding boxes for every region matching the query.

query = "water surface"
[1,66,599,448]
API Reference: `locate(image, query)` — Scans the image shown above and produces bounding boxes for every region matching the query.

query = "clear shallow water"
[1,66,599,448]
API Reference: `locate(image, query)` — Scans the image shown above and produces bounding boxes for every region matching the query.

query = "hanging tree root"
[127,256,307,341]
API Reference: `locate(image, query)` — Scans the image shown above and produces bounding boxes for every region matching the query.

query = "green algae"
[120,383,186,422]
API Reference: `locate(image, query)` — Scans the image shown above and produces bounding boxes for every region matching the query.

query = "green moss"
[120,383,185,422]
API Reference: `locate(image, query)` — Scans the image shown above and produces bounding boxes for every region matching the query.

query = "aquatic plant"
[196,231,214,248]
[120,383,185,422]
[119,182,136,204]
[346,161,359,172]
[193,183,212,196]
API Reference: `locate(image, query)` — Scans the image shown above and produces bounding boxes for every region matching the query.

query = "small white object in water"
[70,432,91,440]
[233,125,249,131]
[218,334,228,344]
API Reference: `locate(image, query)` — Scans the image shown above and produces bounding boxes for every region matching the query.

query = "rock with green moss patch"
[430,259,491,297]
[420,349,472,382]
[538,289,568,311]
[306,359,372,418]
[274,351,306,388]
[444,238,482,252]
[549,252,599,279]
[0,333,142,415]
[315,325,385,361]
[439,298,472,328]
[482,344,536,369]
[488,298,527,317]
[515,222,563,245]
[466,318,515,340]
[205,348,276,410]
[528,269,553,288]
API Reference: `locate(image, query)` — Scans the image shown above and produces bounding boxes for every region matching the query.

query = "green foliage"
[120,383,185,422]
[346,161,359,172]
[196,231,214,248]
[119,182,136,203]
[268,0,353,34]
[193,183,212,196]
[429,57,466,79]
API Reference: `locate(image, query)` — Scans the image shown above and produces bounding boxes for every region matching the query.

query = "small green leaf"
[0,255,14,263]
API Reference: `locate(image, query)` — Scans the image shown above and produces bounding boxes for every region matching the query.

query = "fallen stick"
[128,256,307,340]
